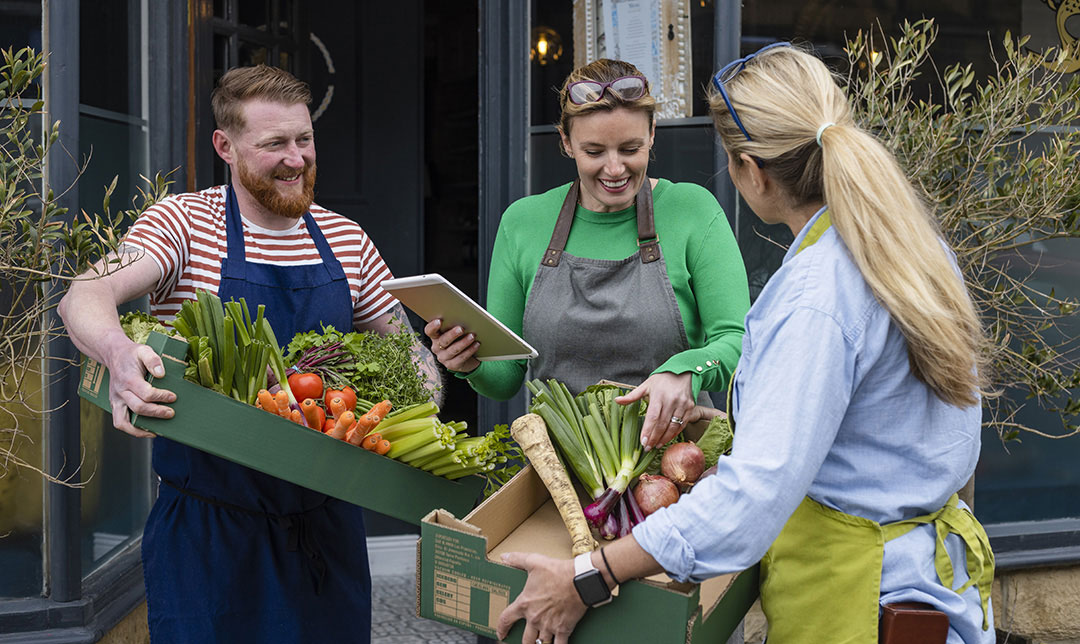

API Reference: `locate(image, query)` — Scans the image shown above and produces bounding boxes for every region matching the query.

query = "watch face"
[573,570,611,607]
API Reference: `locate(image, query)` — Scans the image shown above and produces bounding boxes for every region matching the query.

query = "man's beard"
[235,156,317,219]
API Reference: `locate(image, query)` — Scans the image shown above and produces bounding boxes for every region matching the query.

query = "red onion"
[661,442,705,489]
[633,474,680,517]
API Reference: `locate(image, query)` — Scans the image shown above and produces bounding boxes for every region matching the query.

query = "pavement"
[371,573,478,643]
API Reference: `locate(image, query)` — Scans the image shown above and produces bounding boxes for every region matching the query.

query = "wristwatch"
[572,552,612,608]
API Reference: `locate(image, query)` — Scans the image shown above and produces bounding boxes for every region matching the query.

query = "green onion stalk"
[172,289,295,412]
[526,379,655,537]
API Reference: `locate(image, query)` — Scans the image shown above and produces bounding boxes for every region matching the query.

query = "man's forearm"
[59,277,131,366]
[414,340,445,406]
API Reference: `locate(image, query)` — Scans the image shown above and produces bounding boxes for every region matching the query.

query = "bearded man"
[59,65,440,643]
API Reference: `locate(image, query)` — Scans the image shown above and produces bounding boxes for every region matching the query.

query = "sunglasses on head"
[567,75,648,105]
[712,42,792,142]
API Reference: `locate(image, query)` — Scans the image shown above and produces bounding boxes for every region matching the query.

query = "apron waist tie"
[882,493,995,630]
[161,478,329,595]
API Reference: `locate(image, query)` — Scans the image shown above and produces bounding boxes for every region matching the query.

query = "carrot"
[374,439,392,455]
[361,433,382,451]
[257,389,275,412]
[301,398,323,428]
[274,390,290,417]
[345,425,364,447]
[328,396,347,419]
[327,411,353,440]
[356,400,393,435]
[323,418,336,433]
[289,409,303,425]
[510,413,596,556]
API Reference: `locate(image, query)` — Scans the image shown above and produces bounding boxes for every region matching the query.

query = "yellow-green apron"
[728,211,994,643]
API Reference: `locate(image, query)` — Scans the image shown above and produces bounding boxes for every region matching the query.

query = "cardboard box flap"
[464,464,550,552]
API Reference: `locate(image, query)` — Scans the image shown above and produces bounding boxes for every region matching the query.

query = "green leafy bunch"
[844,20,1080,440]
[284,324,432,407]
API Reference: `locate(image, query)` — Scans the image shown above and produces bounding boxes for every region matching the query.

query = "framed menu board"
[572,0,693,120]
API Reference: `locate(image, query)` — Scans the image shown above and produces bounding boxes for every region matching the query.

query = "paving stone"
[372,573,477,643]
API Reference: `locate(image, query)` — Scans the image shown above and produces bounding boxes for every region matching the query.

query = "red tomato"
[288,372,324,403]
[324,387,357,412]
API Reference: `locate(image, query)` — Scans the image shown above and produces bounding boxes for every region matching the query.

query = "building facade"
[0,1,1077,641]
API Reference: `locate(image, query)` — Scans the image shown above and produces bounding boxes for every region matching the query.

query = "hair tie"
[815,122,836,147]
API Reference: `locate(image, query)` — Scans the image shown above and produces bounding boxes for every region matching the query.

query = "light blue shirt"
[632,207,993,643]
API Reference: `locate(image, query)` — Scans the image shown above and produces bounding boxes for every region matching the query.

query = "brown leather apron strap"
[542,181,580,267]
[542,178,658,267]
[635,179,661,264]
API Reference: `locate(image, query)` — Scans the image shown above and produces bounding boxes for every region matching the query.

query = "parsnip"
[511,413,597,556]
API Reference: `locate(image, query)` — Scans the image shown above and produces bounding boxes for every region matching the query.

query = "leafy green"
[118,311,178,345]
[284,324,431,406]
[695,415,733,470]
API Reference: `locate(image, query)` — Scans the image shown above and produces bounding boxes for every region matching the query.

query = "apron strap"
[542,179,659,268]
[635,179,660,264]
[223,184,248,279]
[882,493,995,630]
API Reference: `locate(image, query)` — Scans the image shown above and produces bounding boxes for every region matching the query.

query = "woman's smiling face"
[561,107,654,212]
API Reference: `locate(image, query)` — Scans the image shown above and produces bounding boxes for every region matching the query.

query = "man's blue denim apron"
[142,185,372,643]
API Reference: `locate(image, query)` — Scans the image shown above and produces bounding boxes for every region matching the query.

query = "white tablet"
[381,274,539,361]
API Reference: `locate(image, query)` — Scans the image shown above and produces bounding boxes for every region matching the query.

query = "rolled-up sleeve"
[633,306,855,582]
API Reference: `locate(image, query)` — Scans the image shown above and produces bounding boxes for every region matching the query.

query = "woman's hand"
[616,372,695,450]
[496,553,586,644]
[423,318,481,374]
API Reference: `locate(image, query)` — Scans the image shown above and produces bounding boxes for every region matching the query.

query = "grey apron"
[523,178,707,402]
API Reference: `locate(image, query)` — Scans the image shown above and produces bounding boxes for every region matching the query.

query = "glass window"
[975,237,1080,523]
[238,0,270,31]
[78,0,153,578]
[79,0,141,115]
[0,358,45,598]
[0,0,41,52]
[530,1,717,126]
[239,40,270,66]
[0,0,43,601]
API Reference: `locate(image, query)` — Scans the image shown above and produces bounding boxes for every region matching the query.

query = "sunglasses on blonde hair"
[712,42,792,141]
[567,75,648,105]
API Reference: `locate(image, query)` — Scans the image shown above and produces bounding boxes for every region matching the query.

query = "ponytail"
[709,45,988,407]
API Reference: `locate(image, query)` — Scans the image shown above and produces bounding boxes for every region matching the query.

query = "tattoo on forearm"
[395,304,445,405]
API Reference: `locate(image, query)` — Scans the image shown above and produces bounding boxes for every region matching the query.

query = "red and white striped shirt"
[124,185,398,326]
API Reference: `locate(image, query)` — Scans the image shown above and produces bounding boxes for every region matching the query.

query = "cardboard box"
[417,464,759,643]
[78,331,485,525]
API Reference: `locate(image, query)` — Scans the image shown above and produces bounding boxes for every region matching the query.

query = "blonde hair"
[709,45,988,407]
[211,64,312,133]
[557,58,657,138]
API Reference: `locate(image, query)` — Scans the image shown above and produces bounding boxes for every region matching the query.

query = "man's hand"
[616,372,695,450]
[496,553,586,644]
[101,331,176,437]
[59,248,174,437]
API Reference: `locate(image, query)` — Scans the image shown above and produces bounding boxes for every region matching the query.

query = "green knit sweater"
[462,179,750,401]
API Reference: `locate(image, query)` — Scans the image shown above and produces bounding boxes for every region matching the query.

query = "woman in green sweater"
[426,58,749,439]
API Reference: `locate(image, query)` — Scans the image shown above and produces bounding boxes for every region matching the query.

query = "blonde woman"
[495,44,994,644]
